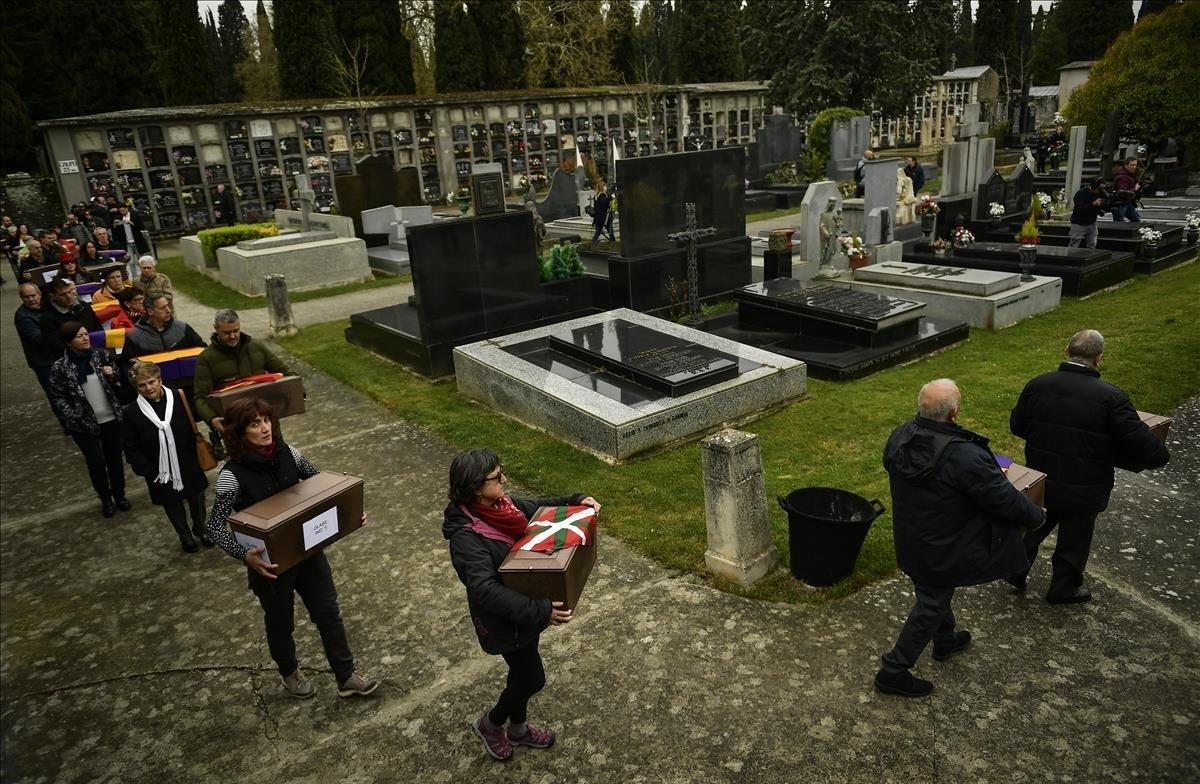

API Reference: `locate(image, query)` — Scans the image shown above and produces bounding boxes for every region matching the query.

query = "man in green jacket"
[193,308,291,431]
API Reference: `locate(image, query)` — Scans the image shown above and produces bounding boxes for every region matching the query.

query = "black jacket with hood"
[884,416,1043,587]
[443,492,585,655]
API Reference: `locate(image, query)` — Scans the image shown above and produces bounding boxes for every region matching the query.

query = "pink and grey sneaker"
[472,714,512,761]
[508,722,555,749]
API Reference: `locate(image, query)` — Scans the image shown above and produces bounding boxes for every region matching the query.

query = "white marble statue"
[895,167,918,225]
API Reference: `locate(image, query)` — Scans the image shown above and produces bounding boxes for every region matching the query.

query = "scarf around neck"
[137,389,183,491]
[68,347,95,383]
[466,494,529,543]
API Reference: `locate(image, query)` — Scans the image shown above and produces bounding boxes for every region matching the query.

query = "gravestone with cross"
[667,202,718,322]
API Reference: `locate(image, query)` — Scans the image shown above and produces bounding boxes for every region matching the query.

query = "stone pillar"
[701,429,778,586]
[1065,125,1088,199]
[264,274,299,338]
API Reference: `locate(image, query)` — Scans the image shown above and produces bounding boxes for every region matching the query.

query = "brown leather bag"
[178,389,218,471]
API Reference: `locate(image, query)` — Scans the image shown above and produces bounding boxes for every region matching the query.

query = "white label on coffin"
[235,532,270,562]
[302,507,340,551]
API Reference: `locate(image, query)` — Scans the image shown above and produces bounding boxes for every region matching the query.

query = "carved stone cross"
[666,202,717,322]
[294,173,316,232]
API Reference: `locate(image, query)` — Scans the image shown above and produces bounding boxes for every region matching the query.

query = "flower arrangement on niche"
[952,226,975,247]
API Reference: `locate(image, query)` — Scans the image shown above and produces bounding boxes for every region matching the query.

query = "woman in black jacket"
[122,361,210,553]
[442,448,600,761]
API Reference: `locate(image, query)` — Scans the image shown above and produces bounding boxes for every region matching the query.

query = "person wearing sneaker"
[442,448,600,761]
[121,361,210,553]
[876,379,1045,698]
[205,397,378,700]
[1011,329,1170,605]
[48,321,131,519]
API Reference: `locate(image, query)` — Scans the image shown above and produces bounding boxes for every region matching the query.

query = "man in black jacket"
[1068,176,1108,249]
[15,283,65,424]
[1010,329,1169,604]
[876,379,1044,698]
[39,278,101,354]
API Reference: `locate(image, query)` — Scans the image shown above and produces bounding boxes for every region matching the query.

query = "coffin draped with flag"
[499,505,598,611]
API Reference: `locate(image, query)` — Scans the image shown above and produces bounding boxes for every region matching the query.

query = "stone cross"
[666,202,717,322]
[294,173,316,232]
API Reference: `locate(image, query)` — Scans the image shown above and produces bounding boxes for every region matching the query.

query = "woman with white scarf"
[122,361,211,553]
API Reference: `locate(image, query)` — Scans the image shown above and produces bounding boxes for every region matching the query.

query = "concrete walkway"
[1,288,1197,783]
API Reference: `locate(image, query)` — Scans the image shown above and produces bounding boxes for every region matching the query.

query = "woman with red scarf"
[442,448,600,762]
[205,397,379,700]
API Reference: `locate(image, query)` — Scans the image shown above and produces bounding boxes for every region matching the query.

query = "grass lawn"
[280,260,1200,604]
[747,206,804,223]
[157,256,410,311]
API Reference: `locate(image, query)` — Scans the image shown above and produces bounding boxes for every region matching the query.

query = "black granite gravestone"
[346,211,604,376]
[471,171,506,216]
[903,240,1136,296]
[1005,163,1034,214]
[528,168,581,222]
[548,318,739,397]
[335,154,422,237]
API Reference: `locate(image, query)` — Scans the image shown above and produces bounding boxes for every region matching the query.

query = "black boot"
[192,521,213,548]
[167,510,199,553]
[101,497,116,518]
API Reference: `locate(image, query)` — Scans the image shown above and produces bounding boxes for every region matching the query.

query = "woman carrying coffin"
[122,361,210,553]
[204,397,378,700]
[442,448,601,761]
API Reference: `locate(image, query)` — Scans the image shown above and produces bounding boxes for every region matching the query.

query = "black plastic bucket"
[779,488,886,587]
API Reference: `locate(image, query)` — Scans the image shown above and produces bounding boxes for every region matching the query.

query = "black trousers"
[488,638,546,726]
[249,552,355,684]
[162,493,207,542]
[70,420,126,502]
[880,582,957,674]
[1024,508,1098,599]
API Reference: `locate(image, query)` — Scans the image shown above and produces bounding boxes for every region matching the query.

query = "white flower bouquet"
[1138,227,1163,243]
[952,226,975,247]
[989,202,1005,219]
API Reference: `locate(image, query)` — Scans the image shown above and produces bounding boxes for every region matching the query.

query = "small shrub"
[799,149,826,182]
[807,107,864,177]
[198,222,278,265]
[546,242,585,280]
[765,161,800,185]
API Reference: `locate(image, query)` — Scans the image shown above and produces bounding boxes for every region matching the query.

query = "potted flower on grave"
[1035,191,1053,219]
[952,226,975,248]
[1015,215,1040,281]
[1185,213,1200,246]
[454,186,471,215]
[930,238,952,257]
[916,195,940,236]
[1138,226,1163,258]
[988,201,1006,229]
[838,234,869,269]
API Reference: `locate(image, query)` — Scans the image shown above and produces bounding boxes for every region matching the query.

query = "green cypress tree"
[153,0,218,105]
[913,0,956,74]
[217,0,248,102]
[470,0,525,90]
[434,0,484,93]
[607,0,638,83]
[948,0,974,67]
[332,0,415,96]
[237,0,281,101]
[0,39,35,173]
[1028,1,1068,84]
[1059,0,1134,61]
[670,0,744,83]
[274,0,339,98]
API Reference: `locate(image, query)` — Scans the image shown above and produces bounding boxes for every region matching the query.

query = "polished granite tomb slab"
[735,278,926,347]
[903,240,1135,296]
[843,261,1061,330]
[454,309,806,461]
[704,280,968,381]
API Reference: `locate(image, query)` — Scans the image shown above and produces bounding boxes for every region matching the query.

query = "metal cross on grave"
[294,173,316,232]
[666,202,717,322]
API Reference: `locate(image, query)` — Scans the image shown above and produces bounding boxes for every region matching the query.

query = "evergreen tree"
[217,0,249,102]
[236,0,281,101]
[205,10,225,99]
[274,0,339,98]
[521,0,614,88]
[756,0,934,118]
[0,39,35,173]
[641,0,673,83]
[670,0,744,83]
[333,0,416,95]
[471,0,526,90]
[948,0,974,67]
[913,0,956,75]
[153,0,218,105]
[1028,1,1068,84]
[742,0,797,83]
[607,0,639,83]
[434,0,484,92]
[1059,0,1134,61]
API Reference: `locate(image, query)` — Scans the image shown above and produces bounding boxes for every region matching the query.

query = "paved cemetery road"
[1,288,1197,783]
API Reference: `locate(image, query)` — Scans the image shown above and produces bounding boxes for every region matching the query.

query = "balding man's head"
[917,378,961,423]
[1067,329,1104,368]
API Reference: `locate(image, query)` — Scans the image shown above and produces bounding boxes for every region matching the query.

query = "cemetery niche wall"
[345,210,608,377]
